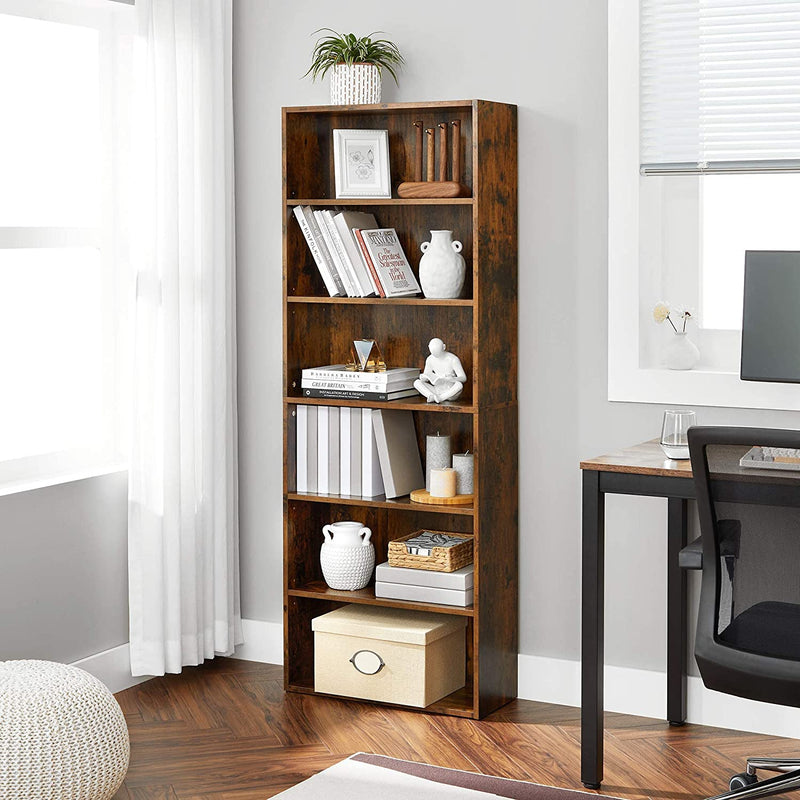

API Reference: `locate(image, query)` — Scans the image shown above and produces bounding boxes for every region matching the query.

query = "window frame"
[608,0,799,411]
[0,0,133,491]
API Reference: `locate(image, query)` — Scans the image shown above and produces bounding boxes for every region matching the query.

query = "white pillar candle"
[429,467,457,498]
[452,452,474,495]
[426,433,452,491]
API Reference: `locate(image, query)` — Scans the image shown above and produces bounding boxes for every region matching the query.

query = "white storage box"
[312,604,466,708]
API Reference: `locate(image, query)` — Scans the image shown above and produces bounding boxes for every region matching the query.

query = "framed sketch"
[333,129,391,198]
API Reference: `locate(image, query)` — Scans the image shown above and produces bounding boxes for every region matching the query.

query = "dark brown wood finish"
[283,101,518,719]
[113,658,800,800]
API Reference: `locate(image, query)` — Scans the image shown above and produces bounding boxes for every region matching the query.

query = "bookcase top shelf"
[285,396,477,414]
[286,296,473,307]
[284,99,488,115]
[286,198,474,207]
[286,491,476,516]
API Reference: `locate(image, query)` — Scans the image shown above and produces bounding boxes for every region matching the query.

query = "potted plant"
[305,29,404,105]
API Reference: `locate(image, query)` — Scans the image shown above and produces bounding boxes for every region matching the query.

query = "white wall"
[232,0,800,683]
[0,472,129,662]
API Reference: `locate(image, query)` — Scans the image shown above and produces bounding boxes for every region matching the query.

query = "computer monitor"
[740,250,800,384]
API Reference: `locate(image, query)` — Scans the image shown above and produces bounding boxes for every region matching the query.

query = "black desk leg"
[667,497,688,725]
[581,470,605,789]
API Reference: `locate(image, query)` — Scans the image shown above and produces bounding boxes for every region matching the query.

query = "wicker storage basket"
[387,531,473,573]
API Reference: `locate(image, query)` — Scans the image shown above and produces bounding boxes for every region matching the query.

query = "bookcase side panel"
[474,102,518,408]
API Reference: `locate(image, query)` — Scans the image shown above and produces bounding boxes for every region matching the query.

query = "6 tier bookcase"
[282,99,518,718]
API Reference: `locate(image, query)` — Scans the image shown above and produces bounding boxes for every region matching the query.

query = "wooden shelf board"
[286,679,476,718]
[288,580,474,617]
[286,198,473,206]
[286,296,474,307]
[284,100,477,115]
[285,396,477,414]
[286,492,475,516]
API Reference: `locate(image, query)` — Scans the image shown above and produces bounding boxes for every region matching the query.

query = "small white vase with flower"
[652,301,700,370]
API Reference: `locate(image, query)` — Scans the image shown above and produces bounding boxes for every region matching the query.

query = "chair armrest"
[679,537,703,570]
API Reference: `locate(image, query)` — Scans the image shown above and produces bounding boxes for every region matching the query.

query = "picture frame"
[333,129,391,198]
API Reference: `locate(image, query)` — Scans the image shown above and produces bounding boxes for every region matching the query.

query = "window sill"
[0,461,128,498]
[608,365,798,411]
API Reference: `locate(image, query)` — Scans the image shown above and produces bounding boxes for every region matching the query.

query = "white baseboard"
[518,652,800,738]
[232,618,284,665]
[70,643,150,694]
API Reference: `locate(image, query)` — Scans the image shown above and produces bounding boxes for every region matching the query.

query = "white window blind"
[641,0,800,173]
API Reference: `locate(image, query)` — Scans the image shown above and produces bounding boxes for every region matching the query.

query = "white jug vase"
[663,332,700,370]
[320,521,374,590]
[419,230,466,299]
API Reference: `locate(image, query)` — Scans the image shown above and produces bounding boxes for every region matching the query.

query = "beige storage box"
[312,604,466,708]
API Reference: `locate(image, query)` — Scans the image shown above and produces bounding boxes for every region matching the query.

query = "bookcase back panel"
[286,501,473,590]
[286,304,474,402]
[285,107,474,200]
[285,204,474,299]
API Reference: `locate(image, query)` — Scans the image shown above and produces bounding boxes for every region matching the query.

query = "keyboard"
[740,446,800,471]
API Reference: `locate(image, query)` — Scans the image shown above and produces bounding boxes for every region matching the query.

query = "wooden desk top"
[580,439,693,478]
[581,440,800,487]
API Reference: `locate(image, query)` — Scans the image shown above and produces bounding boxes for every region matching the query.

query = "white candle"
[429,467,457,498]
[426,433,451,492]
[452,452,474,495]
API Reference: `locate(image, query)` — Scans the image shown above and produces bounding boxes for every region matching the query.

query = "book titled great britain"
[356,228,421,297]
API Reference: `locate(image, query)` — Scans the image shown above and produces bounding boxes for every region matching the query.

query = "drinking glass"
[660,410,696,460]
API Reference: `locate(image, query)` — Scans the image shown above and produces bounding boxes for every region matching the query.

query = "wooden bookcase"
[282,99,518,719]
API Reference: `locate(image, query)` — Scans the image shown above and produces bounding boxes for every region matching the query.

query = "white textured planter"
[419,230,466,299]
[330,63,381,105]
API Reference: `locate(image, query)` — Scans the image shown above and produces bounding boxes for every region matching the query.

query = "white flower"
[653,301,671,324]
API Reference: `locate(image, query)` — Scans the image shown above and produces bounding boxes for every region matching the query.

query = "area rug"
[273,753,620,799]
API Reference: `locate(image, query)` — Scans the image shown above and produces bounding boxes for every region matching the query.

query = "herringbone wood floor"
[112,658,799,800]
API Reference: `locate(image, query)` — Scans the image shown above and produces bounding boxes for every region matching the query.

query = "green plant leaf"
[303,28,404,84]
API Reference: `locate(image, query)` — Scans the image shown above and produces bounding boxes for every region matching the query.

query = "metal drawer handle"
[349,649,385,675]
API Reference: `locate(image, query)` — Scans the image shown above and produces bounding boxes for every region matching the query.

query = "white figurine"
[414,338,467,403]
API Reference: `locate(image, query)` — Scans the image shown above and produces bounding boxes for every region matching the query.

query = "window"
[0,0,134,492]
[608,0,800,410]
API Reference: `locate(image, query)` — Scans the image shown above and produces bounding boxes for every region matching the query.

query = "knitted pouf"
[0,660,130,800]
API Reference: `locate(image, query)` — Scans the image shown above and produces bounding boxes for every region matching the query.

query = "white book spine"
[296,405,308,492]
[302,366,420,384]
[303,207,347,297]
[320,210,363,297]
[292,206,341,297]
[361,408,384,498]
[305,406,318,494]
[327,407,340,496]
[317,406,330,494]
[350,408,362,496]
[340,407,352,496]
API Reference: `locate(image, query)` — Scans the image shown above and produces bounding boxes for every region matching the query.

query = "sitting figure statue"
[414,338,467,403]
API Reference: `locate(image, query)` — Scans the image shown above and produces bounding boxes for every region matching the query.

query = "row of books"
[296,406,424,499]
[301,364,419,402]
[293,206,422,298]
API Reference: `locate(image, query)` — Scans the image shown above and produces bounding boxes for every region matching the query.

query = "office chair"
[688,426,800,800]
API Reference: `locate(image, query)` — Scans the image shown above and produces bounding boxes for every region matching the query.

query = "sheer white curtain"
[128,0,241,676]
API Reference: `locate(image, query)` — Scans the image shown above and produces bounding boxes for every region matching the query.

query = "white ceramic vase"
[320,521,375,590]
[418,230,466,299]
[330,64,381,105]
[663,332,700,370]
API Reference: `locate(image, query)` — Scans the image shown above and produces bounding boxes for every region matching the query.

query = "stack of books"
[375,562,474,607]
[296,406,424,499]
[301,364,420,402]
[293,206,422,298]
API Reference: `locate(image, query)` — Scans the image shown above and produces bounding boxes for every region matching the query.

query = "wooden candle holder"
[398,119,470,198]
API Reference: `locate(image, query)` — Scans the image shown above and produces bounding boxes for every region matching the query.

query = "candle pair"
[426,433,475,498]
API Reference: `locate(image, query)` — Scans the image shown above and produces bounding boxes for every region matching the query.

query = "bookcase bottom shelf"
[288,580,474,617]
[286,679,477,718]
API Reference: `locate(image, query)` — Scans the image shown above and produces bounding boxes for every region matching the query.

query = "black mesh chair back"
[688,426,800,708]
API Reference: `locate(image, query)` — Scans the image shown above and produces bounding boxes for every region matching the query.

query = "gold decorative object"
[346,339,387,372]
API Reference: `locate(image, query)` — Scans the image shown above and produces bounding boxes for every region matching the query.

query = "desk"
[580,440,694,789]
[579,439,800,788]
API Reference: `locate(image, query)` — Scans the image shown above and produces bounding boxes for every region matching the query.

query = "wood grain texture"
[113,659,800,800]
[580,440,693,477]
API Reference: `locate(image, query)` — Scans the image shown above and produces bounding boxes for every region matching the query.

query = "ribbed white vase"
[330,63,381,105]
